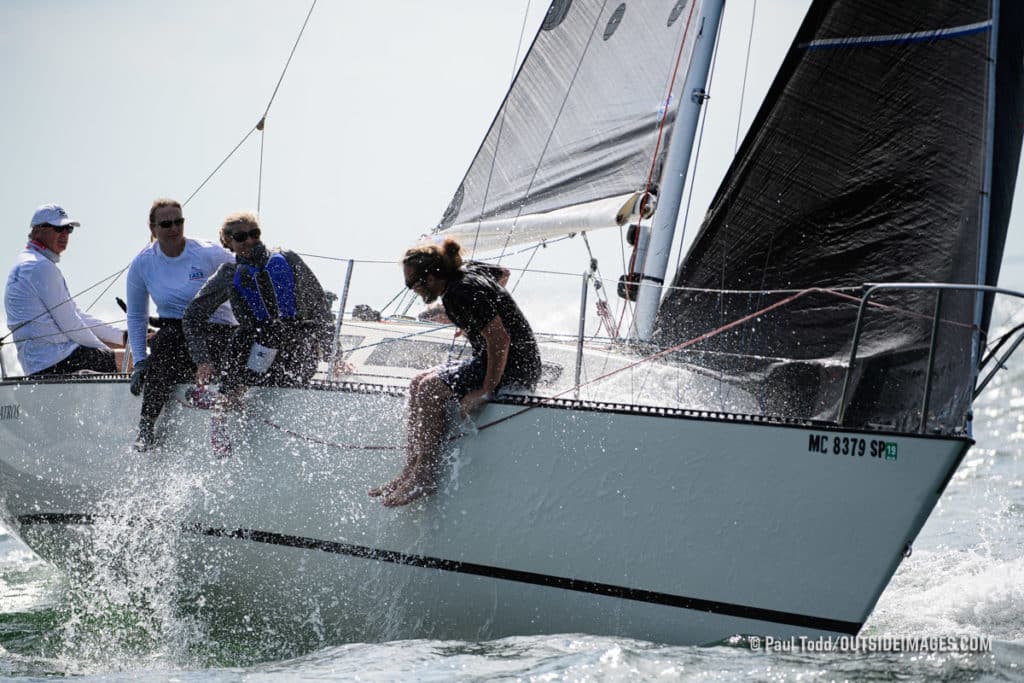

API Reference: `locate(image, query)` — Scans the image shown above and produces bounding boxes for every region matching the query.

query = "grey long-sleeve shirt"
[182,243,332,366]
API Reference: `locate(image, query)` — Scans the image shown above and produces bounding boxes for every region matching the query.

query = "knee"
[409,371,432,393]
[410,373,449,402]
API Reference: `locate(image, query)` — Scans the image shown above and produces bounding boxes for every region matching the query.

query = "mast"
[634,0,725,342]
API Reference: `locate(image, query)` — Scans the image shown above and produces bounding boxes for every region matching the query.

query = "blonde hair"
[220,211,260,249]
[402,238,463,281]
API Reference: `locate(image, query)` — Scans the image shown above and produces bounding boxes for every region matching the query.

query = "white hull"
[0,374,967,645]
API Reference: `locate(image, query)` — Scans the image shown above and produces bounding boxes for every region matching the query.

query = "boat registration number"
[807,434,897,460]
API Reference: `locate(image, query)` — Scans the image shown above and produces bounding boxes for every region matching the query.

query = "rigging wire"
[261,0,318,123]
[672,6,727,276]
[508,242,544,295]
[467,0,537,260]
[73,1,317,327]
[0,0,321,370]
[85,265,131,312]
[580,233,617,339]
[257,119,267,213]
[510,0,533,84]
[493,1,610,265]
[475,287,834,434]
[616,0,700,338]
[181,0,318,210]
[734,0,759,152]
[255,0,318,212]
[0,267,135,344]
[376,0,538,316]
[181,124,261,208]
[5,319,128,345]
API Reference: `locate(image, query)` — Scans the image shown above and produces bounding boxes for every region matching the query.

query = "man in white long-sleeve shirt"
[4,204,125,376]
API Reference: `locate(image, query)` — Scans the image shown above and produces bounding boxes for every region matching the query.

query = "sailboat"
[1,0,1023,647]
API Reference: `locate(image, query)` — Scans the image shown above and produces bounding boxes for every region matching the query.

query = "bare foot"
[382,481,437,507]
[381,467,438,506]
[369,462,417,497]
[368,478,402,498]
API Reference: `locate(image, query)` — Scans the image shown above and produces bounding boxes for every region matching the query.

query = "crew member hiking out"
[370,237,541,507]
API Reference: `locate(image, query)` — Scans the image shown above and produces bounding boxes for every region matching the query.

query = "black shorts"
[436,356,487,400]
[436,354,539,400]
[34,345,117,376]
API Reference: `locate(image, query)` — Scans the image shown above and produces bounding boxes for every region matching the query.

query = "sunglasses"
[230,228,262,243]
[405,275,425,290]
[44,224,75,234]
[154,217,185,229]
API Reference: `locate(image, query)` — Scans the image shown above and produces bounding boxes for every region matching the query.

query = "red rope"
[479,286,821,433]
[173,395,402,452]
[617,0,700,336]
[168,286,976,449]
[261,419,401,451]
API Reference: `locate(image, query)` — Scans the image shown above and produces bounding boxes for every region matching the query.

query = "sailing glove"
[129,358,148,396]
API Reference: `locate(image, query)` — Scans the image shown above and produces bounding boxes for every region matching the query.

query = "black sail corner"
[655,0,1024,433]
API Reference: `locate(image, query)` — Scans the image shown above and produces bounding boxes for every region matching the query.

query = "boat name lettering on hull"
[0,404,19,420]
[807,434,897,460]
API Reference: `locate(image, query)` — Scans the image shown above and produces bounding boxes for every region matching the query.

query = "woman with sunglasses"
[182,211,333,456]
[125,198,237,451]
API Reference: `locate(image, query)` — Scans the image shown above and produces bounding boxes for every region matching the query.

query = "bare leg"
[210,386,245,457]
[370,372,429,497]
[380,373,452,506]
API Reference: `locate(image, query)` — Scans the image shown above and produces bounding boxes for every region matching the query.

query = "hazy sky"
[2,1,1020,359]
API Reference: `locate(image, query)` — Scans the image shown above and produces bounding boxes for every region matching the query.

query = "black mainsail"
[656,0,1024,432]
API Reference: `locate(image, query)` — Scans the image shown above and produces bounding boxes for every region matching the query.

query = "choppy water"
[2,362,1023,680]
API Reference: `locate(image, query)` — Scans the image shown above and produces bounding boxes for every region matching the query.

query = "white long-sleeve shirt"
[126,238,236,362]
[4,241,124,374]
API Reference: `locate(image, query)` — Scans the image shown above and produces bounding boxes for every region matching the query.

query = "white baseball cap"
[30,204,80,229]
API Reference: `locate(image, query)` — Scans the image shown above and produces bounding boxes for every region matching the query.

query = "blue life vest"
[234,253,298,322]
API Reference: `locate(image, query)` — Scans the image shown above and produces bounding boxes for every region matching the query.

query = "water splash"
[46,448,213,671]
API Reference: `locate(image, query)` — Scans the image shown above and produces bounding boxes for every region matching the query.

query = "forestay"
[656,0,1024,433]
[432,0,704,255]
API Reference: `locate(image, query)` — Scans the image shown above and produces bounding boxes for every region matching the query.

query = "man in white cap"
[4,203,125,375]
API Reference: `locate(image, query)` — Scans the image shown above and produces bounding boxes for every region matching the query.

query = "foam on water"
[37,445,220,672]
[870,549,1024,641]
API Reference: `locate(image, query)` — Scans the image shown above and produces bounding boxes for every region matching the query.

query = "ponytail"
[403,237,463,280]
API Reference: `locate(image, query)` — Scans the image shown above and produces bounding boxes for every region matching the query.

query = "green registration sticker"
[884,442,898,460]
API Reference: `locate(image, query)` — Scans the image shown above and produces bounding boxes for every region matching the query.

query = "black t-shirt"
[442,270,541,385]
[464,260,507,284]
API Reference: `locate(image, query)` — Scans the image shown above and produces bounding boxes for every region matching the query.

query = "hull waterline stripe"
[17,512,860,635]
